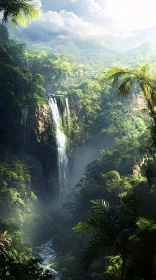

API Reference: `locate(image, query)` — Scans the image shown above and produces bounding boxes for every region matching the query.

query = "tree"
[101,64,156,155]
[73,198,156,280]
[101,64,156,123]
[0,226,54,280]
[0,0,39,27]
[73,199,135,278]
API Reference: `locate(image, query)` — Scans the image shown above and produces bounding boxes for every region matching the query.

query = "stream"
[37,240,59,279]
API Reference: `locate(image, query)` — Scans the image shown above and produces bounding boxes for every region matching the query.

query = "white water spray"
[49,97,68,196]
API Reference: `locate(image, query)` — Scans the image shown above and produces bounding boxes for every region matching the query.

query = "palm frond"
[1,0,40,27]
[72,218,95,232]
[140,63,150,75]
[118,77,135,97]
[150,89,156,107]
[100,68,129,88]
[91,199,111,213]
[16,12,27,27]
[139,80,152,97]
[91,200,119,228]
[81,234,109,271]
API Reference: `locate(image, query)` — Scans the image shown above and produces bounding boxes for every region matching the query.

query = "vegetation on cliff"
[1,1,156,279]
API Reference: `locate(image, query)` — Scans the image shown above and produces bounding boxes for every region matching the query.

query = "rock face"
[21,153,45,195]
[20,102,59,200]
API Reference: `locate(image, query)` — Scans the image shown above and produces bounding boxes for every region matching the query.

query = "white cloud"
[56,34,68,40]
[39,0,156,35]
[84,0,105,16]
[32,0,42,10]
[31,9,109,36]
[41,0,107,20]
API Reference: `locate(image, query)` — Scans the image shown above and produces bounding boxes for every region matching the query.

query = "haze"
[32,0,156,36]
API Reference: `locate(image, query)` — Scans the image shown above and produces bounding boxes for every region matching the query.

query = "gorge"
[1,12,156,280]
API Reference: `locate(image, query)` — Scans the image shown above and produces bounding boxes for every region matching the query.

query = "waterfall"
[49,97,68,196]
[65,97,70,135]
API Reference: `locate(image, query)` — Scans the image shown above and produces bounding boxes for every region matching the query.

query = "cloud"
[31,9,109,36]
[40,0,156,34]
[41,0,107,19]
[39,0,115,32]
[32,0,42,10]
[84,0,105,16]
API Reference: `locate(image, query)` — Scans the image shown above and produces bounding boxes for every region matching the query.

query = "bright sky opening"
[106,0,156,31]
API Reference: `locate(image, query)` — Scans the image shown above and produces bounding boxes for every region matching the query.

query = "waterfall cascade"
[38,97,70,278]
[49,97,69,197]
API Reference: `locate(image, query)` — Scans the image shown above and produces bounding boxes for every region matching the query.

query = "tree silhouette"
[0,0,40,27]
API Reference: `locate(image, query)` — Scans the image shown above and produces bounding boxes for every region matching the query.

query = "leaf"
[136,217,156,231]
[2,0,40,27]
[91,199,111,213]
[72,221,93,232]
[118,77,135,97]
[81,235,108,271]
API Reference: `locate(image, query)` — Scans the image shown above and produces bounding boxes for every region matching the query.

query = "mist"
[1,1,156,280]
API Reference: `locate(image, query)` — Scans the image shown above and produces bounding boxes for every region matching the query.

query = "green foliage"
[26,50,76,92]
[65,63,156,280]
[68,79,103,149]
[136,217,156,231]
[0,228,54,279]
[101,64,156,122]
[0,152,55,267]
[73,199,127,271]
[1,23,156,280]
[0,38,48,150]
[0,24,9,45]
[0,0,40,27]
[105,255,122,280]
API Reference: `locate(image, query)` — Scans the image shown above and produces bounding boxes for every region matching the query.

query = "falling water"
[49,97,68,196]
[65,97,70,135]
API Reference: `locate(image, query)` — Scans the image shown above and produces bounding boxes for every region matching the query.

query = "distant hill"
[9,27,117,54]
[117,41,156,65]
[8,25,156,69]
[118,26,156,51]
[8,26,118,69]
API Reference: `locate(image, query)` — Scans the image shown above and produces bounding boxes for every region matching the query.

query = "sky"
[31,0,156,37]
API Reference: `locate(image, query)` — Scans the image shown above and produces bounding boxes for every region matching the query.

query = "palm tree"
[73,200,135,278]
[100,64,156,124]
[0,0,40,27]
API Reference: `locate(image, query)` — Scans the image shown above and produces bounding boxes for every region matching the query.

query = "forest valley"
[1,1,156,280]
